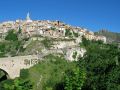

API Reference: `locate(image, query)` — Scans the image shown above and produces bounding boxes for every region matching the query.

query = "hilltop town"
[0,13,106,43]
[0,13,107,62]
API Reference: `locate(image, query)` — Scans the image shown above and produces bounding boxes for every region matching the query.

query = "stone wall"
[0,55,38,79]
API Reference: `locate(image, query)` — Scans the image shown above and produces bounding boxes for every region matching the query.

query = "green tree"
[5,30,18,41]
[2,78,33,90]
[65,29,73,37]
[79,38,120,90]
[64,67,86,90]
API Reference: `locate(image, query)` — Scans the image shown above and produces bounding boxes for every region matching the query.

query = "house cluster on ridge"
[0,13,106,43]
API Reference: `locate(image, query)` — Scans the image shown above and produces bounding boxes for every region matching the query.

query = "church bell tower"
[26,12,32,22]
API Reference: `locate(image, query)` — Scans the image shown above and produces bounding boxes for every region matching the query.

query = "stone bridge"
[0,47,85,79]
[0,55,39,79]
[0,49,64,79]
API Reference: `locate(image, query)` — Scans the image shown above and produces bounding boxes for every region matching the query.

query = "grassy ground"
[27,54,76,90]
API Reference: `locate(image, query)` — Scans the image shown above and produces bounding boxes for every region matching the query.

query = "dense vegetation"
[0,54,86,90]
[0,30,120,90]
[0,29,24,57]
[79,37,120,90]
[5,30,18,41]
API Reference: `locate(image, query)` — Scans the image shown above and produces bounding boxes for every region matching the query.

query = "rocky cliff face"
[65,47,86,61]
[21,36,85,61]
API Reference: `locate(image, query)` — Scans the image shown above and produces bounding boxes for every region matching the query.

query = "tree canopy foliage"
[78,37,120,90]
[5,29,18,41]
[0,29,24,57]
[64,67,86,90]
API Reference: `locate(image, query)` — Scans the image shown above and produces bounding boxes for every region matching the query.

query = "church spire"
[26,12,31,20]
[26,12,32,22]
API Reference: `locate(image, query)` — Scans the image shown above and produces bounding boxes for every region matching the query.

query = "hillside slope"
[95,30,120,43]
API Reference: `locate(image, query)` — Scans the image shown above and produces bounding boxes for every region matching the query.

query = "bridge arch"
[0,68,10,80]
[0,55,39,79]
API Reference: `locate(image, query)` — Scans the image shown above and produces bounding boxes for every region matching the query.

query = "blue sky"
[0,0,120,32]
